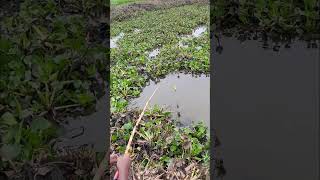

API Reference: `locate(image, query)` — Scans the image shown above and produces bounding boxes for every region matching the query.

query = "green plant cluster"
[212,0,320,38]
[0,0,107,171]
[111,107,210,168]
[110,4,210,176]
[111,4,209,112]
[111,0,142,6]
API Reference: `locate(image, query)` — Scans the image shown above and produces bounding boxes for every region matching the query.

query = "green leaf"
[32,25,47,40]
[87,65,97,77]
[170,144,177,152]
[77,93,95,105]
[159,155,171,164]
[191,138,203,156]
[0,38,11,51]
[20,109,33,119]
[0,144,21,160]
[123,122,133,131]
[1,112,17,126]
[0,53,13,68]
[117,146,125,154]
[1,126,18,143]
[26,132,42,147]
[111,134,118,141]
[30,118,51,132]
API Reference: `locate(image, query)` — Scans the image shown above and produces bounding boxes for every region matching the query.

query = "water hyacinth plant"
[110,2,212,179]
[0,0,108,178]
[211,0,320,40]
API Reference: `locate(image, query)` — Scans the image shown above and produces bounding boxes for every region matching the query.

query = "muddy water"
[110,32,124,48]
[178,26,207,49]
[55,95,108,152]
[212,37,319,180]
[129,73,210,127]
[192,26,206,37]
[148,48,160,59]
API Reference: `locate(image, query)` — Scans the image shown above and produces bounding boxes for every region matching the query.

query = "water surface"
[110,32,124,48]
[55,95,108,152]
[129,73,210,127]
[212,37,319,180]
[148,48,160,59]
[192,26,206,38]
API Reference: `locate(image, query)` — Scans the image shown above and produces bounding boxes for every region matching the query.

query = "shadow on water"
[129,73,210,127]
[212,36,319,180]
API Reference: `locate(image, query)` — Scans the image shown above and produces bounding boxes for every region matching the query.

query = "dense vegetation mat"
[0,0,108,179]
[111,0,209,22]
[211,0,320,42]
[110,4,216,179]
[111,4,209,112]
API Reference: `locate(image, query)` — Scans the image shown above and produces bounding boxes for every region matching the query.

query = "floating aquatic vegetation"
[0,0,108,177]
[110,3,212,179]
[111,4,209,112]
[110,107,210,178]
[211,0,320,41]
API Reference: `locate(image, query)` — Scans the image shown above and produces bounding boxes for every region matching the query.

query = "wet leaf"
[36,166,52,176]
[1,112,17,126]
[32,25,47,40]
[0,144,21,160]
[0,38,11,51]
[77,93,95,106]
[1,127,18,143]
[30,118,51,132]
[20,109,33,119]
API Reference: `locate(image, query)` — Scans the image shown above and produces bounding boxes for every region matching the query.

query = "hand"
[110,153,118,165]
[116,154,131,180]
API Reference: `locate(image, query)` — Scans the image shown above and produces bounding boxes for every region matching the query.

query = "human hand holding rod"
[113,86,159,180]
[113,154,131,180]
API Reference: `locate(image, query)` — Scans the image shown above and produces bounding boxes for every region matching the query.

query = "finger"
[113,170,119,180]
[123,154,131,161]
[123,154,130,159]
[110,154,118,159]
[110,154,118,164]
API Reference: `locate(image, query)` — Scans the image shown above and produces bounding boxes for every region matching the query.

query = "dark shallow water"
[55,95,108,152]
[212,37,319,180]
[129,73,210,127]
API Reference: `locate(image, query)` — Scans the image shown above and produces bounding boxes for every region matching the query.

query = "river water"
[212,36,319,180]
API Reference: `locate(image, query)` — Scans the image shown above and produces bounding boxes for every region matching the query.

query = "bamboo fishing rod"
[124,86,159,154]
[93,86,159,180]
[114,86,159,179]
